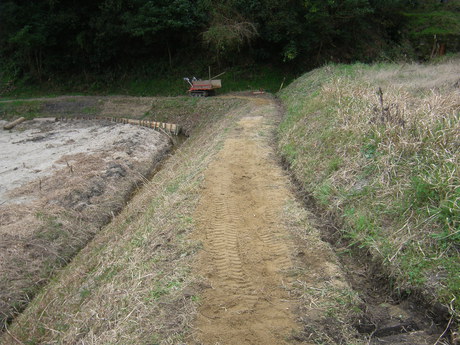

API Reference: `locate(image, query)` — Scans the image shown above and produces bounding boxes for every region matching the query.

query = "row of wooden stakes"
[57,116,181,135]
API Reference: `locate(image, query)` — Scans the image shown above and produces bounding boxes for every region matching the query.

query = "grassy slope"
[278,57,460,315]
[0,97,245,344]
[0,96,241,135]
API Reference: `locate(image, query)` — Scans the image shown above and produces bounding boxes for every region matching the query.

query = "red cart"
[184,71,224,97]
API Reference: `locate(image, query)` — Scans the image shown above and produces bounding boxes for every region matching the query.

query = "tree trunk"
[167,41,172,69]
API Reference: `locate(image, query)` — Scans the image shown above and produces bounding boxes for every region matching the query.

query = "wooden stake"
[3,117,26,130]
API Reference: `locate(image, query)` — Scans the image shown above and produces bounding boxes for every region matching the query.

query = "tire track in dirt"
[192,101,306,345]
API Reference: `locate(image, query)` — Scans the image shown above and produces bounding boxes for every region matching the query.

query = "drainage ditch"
[283,165,452,344]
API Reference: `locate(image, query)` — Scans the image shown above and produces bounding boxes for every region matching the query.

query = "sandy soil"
[193,102,303,344]
[0,118,171,327]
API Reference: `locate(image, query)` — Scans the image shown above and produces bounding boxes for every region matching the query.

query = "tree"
[0,1,50,79]
[122,0,205,68]
[302,0,374,62]
[202,4,258,65]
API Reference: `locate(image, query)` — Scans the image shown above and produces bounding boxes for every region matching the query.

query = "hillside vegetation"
[2,0,460,96]
[278,57,460,316]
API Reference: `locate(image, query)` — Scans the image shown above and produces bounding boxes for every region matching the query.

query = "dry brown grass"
[363,59,460,91]
[282,199,366,345]
[321,62,460,255]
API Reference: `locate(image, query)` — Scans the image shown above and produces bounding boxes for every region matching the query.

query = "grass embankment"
[0,100,44,120]
[0,96,240,135]
[278,58,460,316]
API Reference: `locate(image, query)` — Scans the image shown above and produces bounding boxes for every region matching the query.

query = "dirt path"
[193,100,305,344]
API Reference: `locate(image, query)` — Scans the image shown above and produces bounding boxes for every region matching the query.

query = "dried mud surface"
[0,118,171,327]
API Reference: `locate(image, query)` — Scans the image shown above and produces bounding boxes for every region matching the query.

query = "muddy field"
[0,118,171,327]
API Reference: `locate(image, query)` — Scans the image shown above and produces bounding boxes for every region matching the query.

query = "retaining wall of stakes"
[57,116,181,135]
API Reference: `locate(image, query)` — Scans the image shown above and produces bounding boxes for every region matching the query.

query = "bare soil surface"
[190,97,361,344]
[193,114,300,344]
[0,118,163,204]
[0,117,171,327]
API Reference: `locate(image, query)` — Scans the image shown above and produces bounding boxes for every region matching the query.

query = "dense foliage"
[0,0,459,82]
